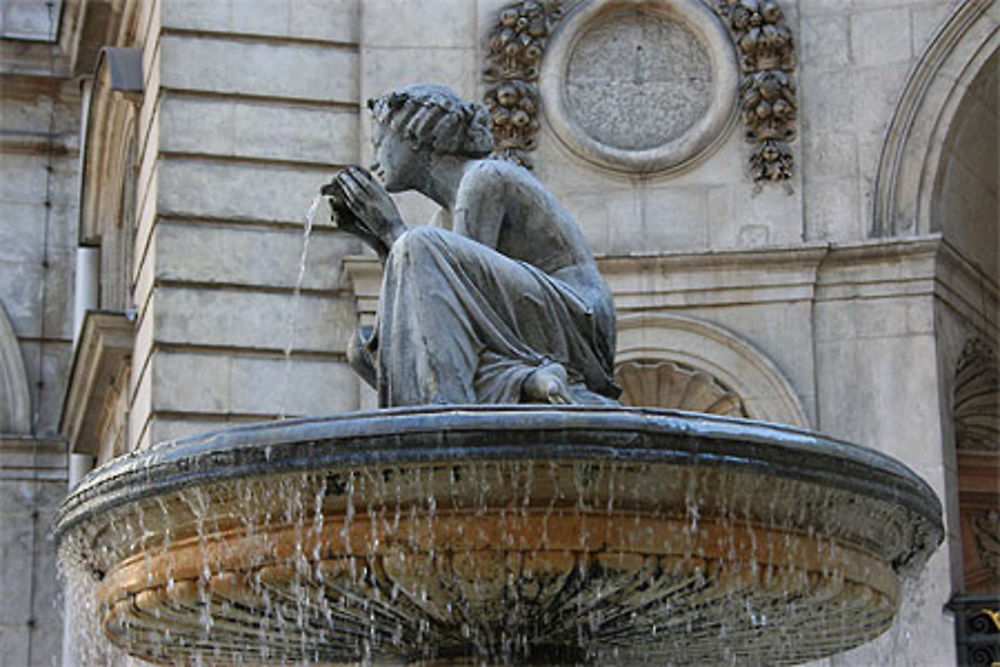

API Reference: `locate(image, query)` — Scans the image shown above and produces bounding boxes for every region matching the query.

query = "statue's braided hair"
[367,84,494,158]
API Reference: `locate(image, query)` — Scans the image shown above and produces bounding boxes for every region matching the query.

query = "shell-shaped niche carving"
[954,338,999,451]
[616,359,747,417]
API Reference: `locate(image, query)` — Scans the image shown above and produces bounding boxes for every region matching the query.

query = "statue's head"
[367,84,494,191]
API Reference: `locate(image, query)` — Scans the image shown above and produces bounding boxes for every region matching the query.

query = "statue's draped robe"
[359,226,619,406]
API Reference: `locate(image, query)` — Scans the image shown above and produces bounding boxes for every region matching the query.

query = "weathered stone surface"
[160,97,359,166]
[160,35,358,103]
[565,9,712,150]
[154,222,359,291]
[149,350,357,417]
[162,0,359,43]
[152,286,355,353]
[157,157,339,223]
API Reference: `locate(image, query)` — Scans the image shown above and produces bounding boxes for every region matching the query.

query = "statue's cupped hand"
[337,167,404,238]
[322,166,405,260]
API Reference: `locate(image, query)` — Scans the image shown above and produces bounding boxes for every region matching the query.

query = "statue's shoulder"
[463,157,537,191]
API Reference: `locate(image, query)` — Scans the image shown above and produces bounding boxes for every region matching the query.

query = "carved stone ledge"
[60,310,135,457]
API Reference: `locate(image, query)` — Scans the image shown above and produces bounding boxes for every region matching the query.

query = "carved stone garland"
[711,0,796,187]
[483,0,797,186]
[483,0,568,168]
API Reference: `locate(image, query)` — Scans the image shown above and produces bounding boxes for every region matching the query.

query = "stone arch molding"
[616,312,809,427]
[873,0,1000,236]
[0,301,31,434]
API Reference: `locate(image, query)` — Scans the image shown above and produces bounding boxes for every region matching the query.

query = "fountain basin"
[55,406,943,665]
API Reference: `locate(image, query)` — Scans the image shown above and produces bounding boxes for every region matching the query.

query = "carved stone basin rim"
[55,405,941,548]
[54,406,944,665]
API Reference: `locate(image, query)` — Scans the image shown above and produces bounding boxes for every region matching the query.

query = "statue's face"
[371,122,421,193]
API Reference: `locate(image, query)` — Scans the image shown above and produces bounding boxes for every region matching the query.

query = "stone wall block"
[152,351,231,413]
[0,260,44,338]
[641,187,710,252]
[800,12,849,68]
[229,356,357,415]
[799,68,854,135]
[362,0,475,49]
[35,342,72,436]
[0,514,33,623]
[850,7,912,67]
[157,158,336,224]
[160,96,359,166]
[160,35,358,103]
[805,179,861,241]
[30,512,61,621]
[0,624,28,666]
[802,130,857,182]
[153,286,354,353]
[849,63,913,138]
[162,0,358,44]
[815,334,942,470]
[561,187,640,255]
[155,222,360,291]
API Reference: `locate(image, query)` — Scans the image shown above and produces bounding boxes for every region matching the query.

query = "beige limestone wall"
[0,60,79,667]
[797,0,954,241]
[130,0,364,451]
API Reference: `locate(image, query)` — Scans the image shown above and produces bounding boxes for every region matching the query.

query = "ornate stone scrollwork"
[710,0,796,187]
[954,338,999,451]
[483,0,568,168]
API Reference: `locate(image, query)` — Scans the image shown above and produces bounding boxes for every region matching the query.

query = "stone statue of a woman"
[323,84,620,407]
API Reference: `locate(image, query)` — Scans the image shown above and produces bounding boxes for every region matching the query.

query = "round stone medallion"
[565,9,713,151]
[541,0,737,173]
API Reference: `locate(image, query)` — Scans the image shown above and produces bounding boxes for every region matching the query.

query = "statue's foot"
[523,362,572,405]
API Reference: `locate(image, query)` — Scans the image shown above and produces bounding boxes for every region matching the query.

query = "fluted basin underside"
[55,406,943,665]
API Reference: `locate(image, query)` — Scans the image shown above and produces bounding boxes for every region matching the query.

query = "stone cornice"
[0,436,67,482]
[598,244,828,310]
[60,310,135,455]
[344,236,990,316]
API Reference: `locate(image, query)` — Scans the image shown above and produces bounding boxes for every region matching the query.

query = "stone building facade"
[0,0,996,664]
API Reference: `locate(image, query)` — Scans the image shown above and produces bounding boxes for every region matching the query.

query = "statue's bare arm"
[452,162,506,250]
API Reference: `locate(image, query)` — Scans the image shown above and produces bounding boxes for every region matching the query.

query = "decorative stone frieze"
[710,0,796,187]
[954,338,999,451]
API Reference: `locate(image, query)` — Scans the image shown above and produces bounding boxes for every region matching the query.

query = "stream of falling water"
[280,195,324,419]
